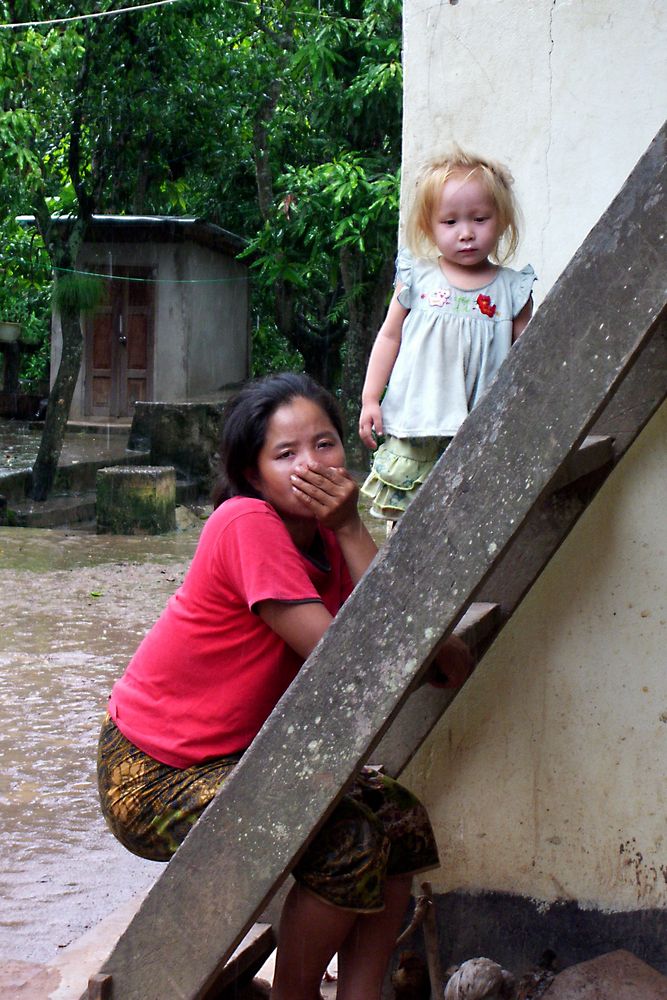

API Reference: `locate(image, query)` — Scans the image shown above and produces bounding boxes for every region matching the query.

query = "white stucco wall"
[401,0,667,913]
[180,244,249,399]
[402,0,667,302]
[404,401,667,912]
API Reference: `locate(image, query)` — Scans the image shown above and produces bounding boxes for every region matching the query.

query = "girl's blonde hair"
[405,147,522,264]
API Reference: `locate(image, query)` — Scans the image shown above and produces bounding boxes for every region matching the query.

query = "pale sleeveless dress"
[361,248,536,519]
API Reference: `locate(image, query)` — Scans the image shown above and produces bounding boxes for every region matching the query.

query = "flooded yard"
[0,503,386,968]
[0,524,201,965]
[1,422,42,471]
[0,414,384,968]
[0,421,133,475]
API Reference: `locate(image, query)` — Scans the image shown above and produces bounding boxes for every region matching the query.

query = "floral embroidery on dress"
[476,294,497,318]
[427,288,451,307]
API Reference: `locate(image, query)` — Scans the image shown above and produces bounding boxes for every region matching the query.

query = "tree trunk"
[298,335,334,389]
[274,279,345,392]
[30,293,83,501]
[253,80,281,221]
[339,251,395,472]
[29,182,92,502]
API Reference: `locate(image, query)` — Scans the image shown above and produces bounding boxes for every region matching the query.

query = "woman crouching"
[97,372,469,999]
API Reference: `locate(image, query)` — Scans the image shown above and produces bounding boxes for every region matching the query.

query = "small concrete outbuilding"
[50,215,250,420]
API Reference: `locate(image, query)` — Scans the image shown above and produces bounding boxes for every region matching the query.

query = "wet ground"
[0,522,203,965]
[0,420,132,474]
[0,420,386,967]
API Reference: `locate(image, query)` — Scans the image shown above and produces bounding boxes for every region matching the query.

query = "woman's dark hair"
[212,373,344,508]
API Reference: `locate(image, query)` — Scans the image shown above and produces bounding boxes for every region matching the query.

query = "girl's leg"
[336,874,413,1000]
[271,883,358,1000]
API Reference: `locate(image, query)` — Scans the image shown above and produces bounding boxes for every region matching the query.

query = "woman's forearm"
[334,515,378,584]
[290,464,378,583]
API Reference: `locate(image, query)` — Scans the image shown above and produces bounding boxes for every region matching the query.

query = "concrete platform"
[7,491,98,528]
[1,416,204,528]
[6,480,205,529]
[0,892,147,1000]
[66,419,132,437]
[0,890,337,1000]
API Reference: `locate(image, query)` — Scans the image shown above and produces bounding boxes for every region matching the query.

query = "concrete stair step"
[9,492,98,528]
[7,476,205,530]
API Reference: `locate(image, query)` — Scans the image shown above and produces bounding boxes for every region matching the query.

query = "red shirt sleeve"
[214,501,323,610]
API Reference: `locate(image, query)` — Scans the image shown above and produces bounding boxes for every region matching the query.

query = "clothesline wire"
[0,0,363,30]
[54,265,250,284]
[0,0,185,29]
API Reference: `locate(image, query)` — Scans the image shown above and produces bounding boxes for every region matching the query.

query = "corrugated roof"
[17,214,247,256]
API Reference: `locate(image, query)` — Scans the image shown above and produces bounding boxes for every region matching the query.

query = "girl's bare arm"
[512,295,533,342]
[359,286,409,449]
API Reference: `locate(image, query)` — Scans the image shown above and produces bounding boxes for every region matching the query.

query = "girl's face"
[247,396,345,524]
[430,170,500,269]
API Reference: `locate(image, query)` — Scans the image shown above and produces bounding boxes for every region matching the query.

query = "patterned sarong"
[97,714,439,912]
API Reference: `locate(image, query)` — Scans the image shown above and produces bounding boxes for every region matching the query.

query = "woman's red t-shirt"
[108,497,353,768]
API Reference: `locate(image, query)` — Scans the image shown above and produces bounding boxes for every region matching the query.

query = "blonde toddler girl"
[359,148,536,522]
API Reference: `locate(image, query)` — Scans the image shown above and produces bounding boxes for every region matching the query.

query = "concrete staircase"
[0,421,202,529]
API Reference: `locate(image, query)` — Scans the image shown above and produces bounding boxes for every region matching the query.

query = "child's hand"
[290,463,360,531]
[359,402,383,450]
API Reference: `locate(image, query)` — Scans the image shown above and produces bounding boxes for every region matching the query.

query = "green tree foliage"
[0,0,218,497]
[0,221,51,368]
[0,0,402,493]
[198,0,404,463]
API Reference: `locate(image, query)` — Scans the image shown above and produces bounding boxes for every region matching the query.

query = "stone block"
[128,400,227,490]
[547,949,667,999]
[96,465,176,535]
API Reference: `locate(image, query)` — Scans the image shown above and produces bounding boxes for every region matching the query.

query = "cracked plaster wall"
[403,403,667,911]
[401,0,667,912]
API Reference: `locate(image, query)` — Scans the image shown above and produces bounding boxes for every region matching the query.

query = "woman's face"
[247,396,345,523]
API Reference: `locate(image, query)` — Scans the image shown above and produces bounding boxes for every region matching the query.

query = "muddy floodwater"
[0,421,135,474]
[0,522,202,965]
[0,497,386,966]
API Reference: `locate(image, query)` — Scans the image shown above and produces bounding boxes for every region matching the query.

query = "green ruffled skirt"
[361,435,452,521]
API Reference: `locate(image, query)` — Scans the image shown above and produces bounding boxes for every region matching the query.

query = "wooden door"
[84,266,154,418]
